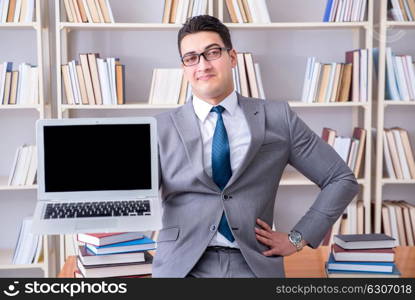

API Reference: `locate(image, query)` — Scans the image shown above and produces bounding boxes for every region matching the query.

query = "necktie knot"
[211,105,225,115]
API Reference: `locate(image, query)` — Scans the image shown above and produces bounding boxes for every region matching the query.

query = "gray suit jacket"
[153,94,359,277]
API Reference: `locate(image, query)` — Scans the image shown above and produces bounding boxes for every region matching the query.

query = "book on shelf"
[77,232,144,246]
[333,233,397,249]
[323,0,367,22]
[233,52,265,99]
[327,253,396,273]
[63,0,114,23]
[0,0,35,23]
[301,50,368,103]
[148,68,188,105]
[325,262,401,278]
[62,54,125,105]
[384,48,415,101]
[383,200,415,246]
[0,62,39,105]
[332,244,395,262]
[8,144,37,186]
[86,236,156,255]
[383,127,415,179]
[78,245,146,266]
[12,217,43,265]
[388,0,415,21]
[320,127,366,178]
[225,0,271,24]
[162,0,210,24]
[76,251,153,278]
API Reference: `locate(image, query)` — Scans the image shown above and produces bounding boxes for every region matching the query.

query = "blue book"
[86,236,156,255]
[325,263,401,278]
[323,0,334,22]
[327,253,395,273]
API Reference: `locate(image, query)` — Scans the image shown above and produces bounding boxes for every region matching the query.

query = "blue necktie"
[211,105,235,242]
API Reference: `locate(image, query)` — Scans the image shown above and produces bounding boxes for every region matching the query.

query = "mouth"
[197,74,215,81]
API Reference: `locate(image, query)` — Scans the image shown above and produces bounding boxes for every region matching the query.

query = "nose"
[196,54,212,71]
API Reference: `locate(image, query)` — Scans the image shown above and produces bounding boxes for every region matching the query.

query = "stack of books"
[225,0,271,23]
[301,49,369,103]
[61,54,125,105]
[8,144,37,186]
[388,0,415,21]
[383,127,415,180]
[63,0,114,23]
[385,48,415,101]
[326,234,400,277]
[0,62,39,105]
[382,200,415,246]
[323,0,367,22]
[234,52,265,99]
[148,68,189,105]
[0,0,35,23]
[162,0,210,24]
[321,127,366,178]
[76,232,156,278]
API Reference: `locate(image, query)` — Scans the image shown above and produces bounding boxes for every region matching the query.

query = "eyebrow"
[182,43,222,56]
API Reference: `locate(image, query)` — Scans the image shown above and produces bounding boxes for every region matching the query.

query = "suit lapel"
[225,94,265,189]
[171,100,220,192]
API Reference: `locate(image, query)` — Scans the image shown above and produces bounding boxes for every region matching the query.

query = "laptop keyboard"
[43,200,151,219]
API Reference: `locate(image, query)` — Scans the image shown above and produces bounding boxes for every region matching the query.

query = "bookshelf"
[0,0,51,276]
[374,0,415,233]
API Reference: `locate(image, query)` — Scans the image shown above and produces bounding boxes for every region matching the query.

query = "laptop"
[32,117,162,234]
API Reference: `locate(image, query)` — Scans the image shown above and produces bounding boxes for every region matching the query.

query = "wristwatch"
[288,230,304,252]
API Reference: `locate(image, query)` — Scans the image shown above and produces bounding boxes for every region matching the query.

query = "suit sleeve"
[283,102,359,248]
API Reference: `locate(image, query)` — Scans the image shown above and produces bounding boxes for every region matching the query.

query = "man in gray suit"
[153,15,359,278]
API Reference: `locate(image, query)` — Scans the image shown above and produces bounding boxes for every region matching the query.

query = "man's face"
[180,31,237,103]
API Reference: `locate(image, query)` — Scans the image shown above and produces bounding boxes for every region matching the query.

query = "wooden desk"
[59,246,415,278]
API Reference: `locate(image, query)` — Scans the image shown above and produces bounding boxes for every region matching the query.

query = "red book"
[77,232,144,246]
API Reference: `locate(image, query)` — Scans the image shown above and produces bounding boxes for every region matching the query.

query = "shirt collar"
[192,91,238,123]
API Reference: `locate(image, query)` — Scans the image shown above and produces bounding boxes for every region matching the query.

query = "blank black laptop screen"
[43,124,152,192]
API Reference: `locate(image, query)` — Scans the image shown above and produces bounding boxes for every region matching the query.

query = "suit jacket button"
[210,225,216,231]
[223,195,229,200]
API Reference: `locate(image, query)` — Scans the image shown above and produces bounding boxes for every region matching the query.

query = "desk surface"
[59,246,415,278]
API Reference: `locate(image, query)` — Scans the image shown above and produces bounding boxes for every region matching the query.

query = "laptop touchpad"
[74,219,118,231]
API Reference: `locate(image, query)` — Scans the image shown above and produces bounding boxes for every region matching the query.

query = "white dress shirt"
[192,91,251,248]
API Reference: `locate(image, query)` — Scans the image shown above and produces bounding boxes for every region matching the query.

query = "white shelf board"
[0,104,41,111]
[0,22,38,29]
[0,249,44,270]
[386,21,415,28]
[382,178,415,185]
[384,100,415,107]
[280,170,365,186]
[0,176,37,191]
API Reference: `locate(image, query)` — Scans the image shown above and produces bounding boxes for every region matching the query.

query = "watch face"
[290,231,302,243]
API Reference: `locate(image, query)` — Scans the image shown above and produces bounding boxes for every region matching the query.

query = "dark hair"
[177,15,233,56]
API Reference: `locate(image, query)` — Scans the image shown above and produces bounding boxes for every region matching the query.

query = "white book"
[329,0,339,22]
[350,0,358,21]
[309,62,321,103]
[201,0,208,14]
[96,58,112,105]
[232,68,237,93]
[348,139,359,171]
[17,63,30,104]
[333,136,352,162]
[0,1,4,23]
[403,0,414,21]
[20,145,33,185]
[394,56,410,101]
[254,63,266,99]
[301,57,315,102]
[391,0,404,21]
[12,145,27,185]
[8,147,21,185]
[335,0,343,22]
[359,0,367,21]
[232,0,244,23]
[347,199,357,234]
[386,203,400,244]
[13,0,22,22]
[148,69,157,104]
[104,0,114,23]
[68,61,80,104]
[24,0,34,22]
[404,55,415,100]
[0,62,7,104]
[401,55,414,100]
[234,65,241,94]
[29,66,38,104]
[256,0,271,23]
[344,0,352,22]
[25,145,37,185]
[32,235,42,264]
[246,0,258,23]
[359,49,368,102]
[82,0,93,22]
[392,129,411,180]
[383,131,396,179]
[1,0,9,23]
[107,58,117,104]
[325,62,337,103]
[385,48,400,100]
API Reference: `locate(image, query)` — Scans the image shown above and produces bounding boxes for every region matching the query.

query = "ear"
[229,49,237,68]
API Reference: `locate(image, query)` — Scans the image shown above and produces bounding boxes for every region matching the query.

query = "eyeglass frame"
[181,47,231,67]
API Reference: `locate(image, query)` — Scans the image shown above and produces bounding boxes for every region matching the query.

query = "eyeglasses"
[181,47,231,67]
